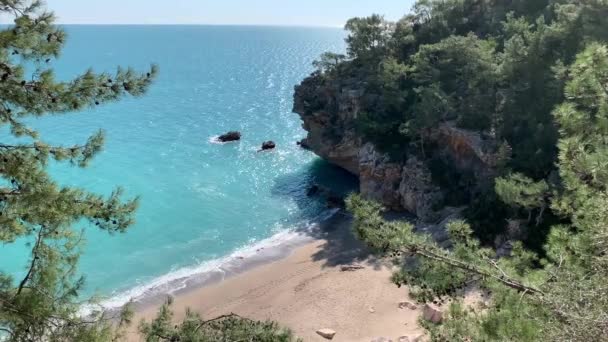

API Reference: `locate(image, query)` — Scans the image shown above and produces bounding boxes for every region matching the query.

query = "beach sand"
[127,215,427,341]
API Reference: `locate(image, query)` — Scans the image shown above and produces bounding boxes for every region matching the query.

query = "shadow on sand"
[270,158,387,269]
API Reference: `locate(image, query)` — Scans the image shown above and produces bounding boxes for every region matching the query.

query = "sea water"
[1,25,357,307]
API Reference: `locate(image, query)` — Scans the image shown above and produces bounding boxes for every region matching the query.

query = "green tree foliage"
[344,14,394,61]
[495,173,549,225]
[348,43,608,341]
[0,0,157,340]
[312,52,346,74]
[319,0,608,174]
[139,298,300,342]
[309,0,608,245]
[0,1,295,341]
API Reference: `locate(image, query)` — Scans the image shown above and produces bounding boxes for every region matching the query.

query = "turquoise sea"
[2,26,356,307]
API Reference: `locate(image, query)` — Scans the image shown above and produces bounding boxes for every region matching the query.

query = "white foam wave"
[208,135,227,144]
[83,223,321,315]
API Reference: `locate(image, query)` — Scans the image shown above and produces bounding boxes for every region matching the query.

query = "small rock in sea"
[217,131,241,142]
[326,195,345,208]
[422,303,443,324]
[316,328,336,340]
[398,301,418,310]
[260,140,276,151]
[307,184,320,197]
[297,139,310,149]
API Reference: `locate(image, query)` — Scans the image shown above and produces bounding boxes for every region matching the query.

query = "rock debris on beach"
[371,338,392,342]
[316,328,336,340]
[398,301,418,310]
[340,264,365,272]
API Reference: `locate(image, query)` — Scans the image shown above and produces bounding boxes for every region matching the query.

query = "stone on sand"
[316,328,336,340]
[398,301,418,310]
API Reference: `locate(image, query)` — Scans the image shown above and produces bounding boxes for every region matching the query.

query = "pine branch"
[16,226,44,295]
[404,244,545,295]
[0,327,14,338]
[193,313,247,334]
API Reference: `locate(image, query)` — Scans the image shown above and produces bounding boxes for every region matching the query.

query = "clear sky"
[44,0,416,26]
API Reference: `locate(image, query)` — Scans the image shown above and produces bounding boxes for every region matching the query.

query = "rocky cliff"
[293,73,501,222]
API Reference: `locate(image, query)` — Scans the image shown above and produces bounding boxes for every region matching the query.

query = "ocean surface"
[1,25,357,308]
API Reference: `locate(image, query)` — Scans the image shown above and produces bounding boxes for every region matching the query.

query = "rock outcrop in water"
[218,131,241,142]
[260,141,276,151]
[293,73,501,221]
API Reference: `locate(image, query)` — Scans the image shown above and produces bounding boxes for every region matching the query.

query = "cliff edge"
[293,72,502,222]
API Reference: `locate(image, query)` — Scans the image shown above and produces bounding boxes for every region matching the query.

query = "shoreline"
[93,209,341,313]
[126,212,427,341]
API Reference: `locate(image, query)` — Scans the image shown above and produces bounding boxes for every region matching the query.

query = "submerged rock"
[260,141,276,151]
[306,184,320,197]
[217,131,241,142]
[297,139,311,149]
[326,195,345,208]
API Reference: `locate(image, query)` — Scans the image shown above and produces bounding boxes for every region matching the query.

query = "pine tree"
[139,298,300,342]
[0,0,157,340]
[0,2,300,341]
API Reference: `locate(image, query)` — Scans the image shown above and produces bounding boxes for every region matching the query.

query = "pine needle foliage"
[0,2,300,341]
[139,298,300,342]
[0,0,158,340]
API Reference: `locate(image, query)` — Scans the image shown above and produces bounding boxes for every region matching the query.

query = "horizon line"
[53,23,345,29]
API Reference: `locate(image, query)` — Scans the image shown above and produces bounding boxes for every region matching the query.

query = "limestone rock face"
[430,122,500,182]
[359,143,403,210]
[357,144,443,219]
[398,157,443,221]
[293,73,364,175]
[293,73,500,221]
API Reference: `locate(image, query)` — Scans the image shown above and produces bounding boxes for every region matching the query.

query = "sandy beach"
[127,214,427,341]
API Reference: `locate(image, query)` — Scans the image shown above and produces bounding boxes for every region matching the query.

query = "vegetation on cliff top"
[314,1,607,178]
[309,0,608,340]
[300,0,608,248]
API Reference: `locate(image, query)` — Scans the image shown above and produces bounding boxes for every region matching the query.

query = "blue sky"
[44,0,416,26]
